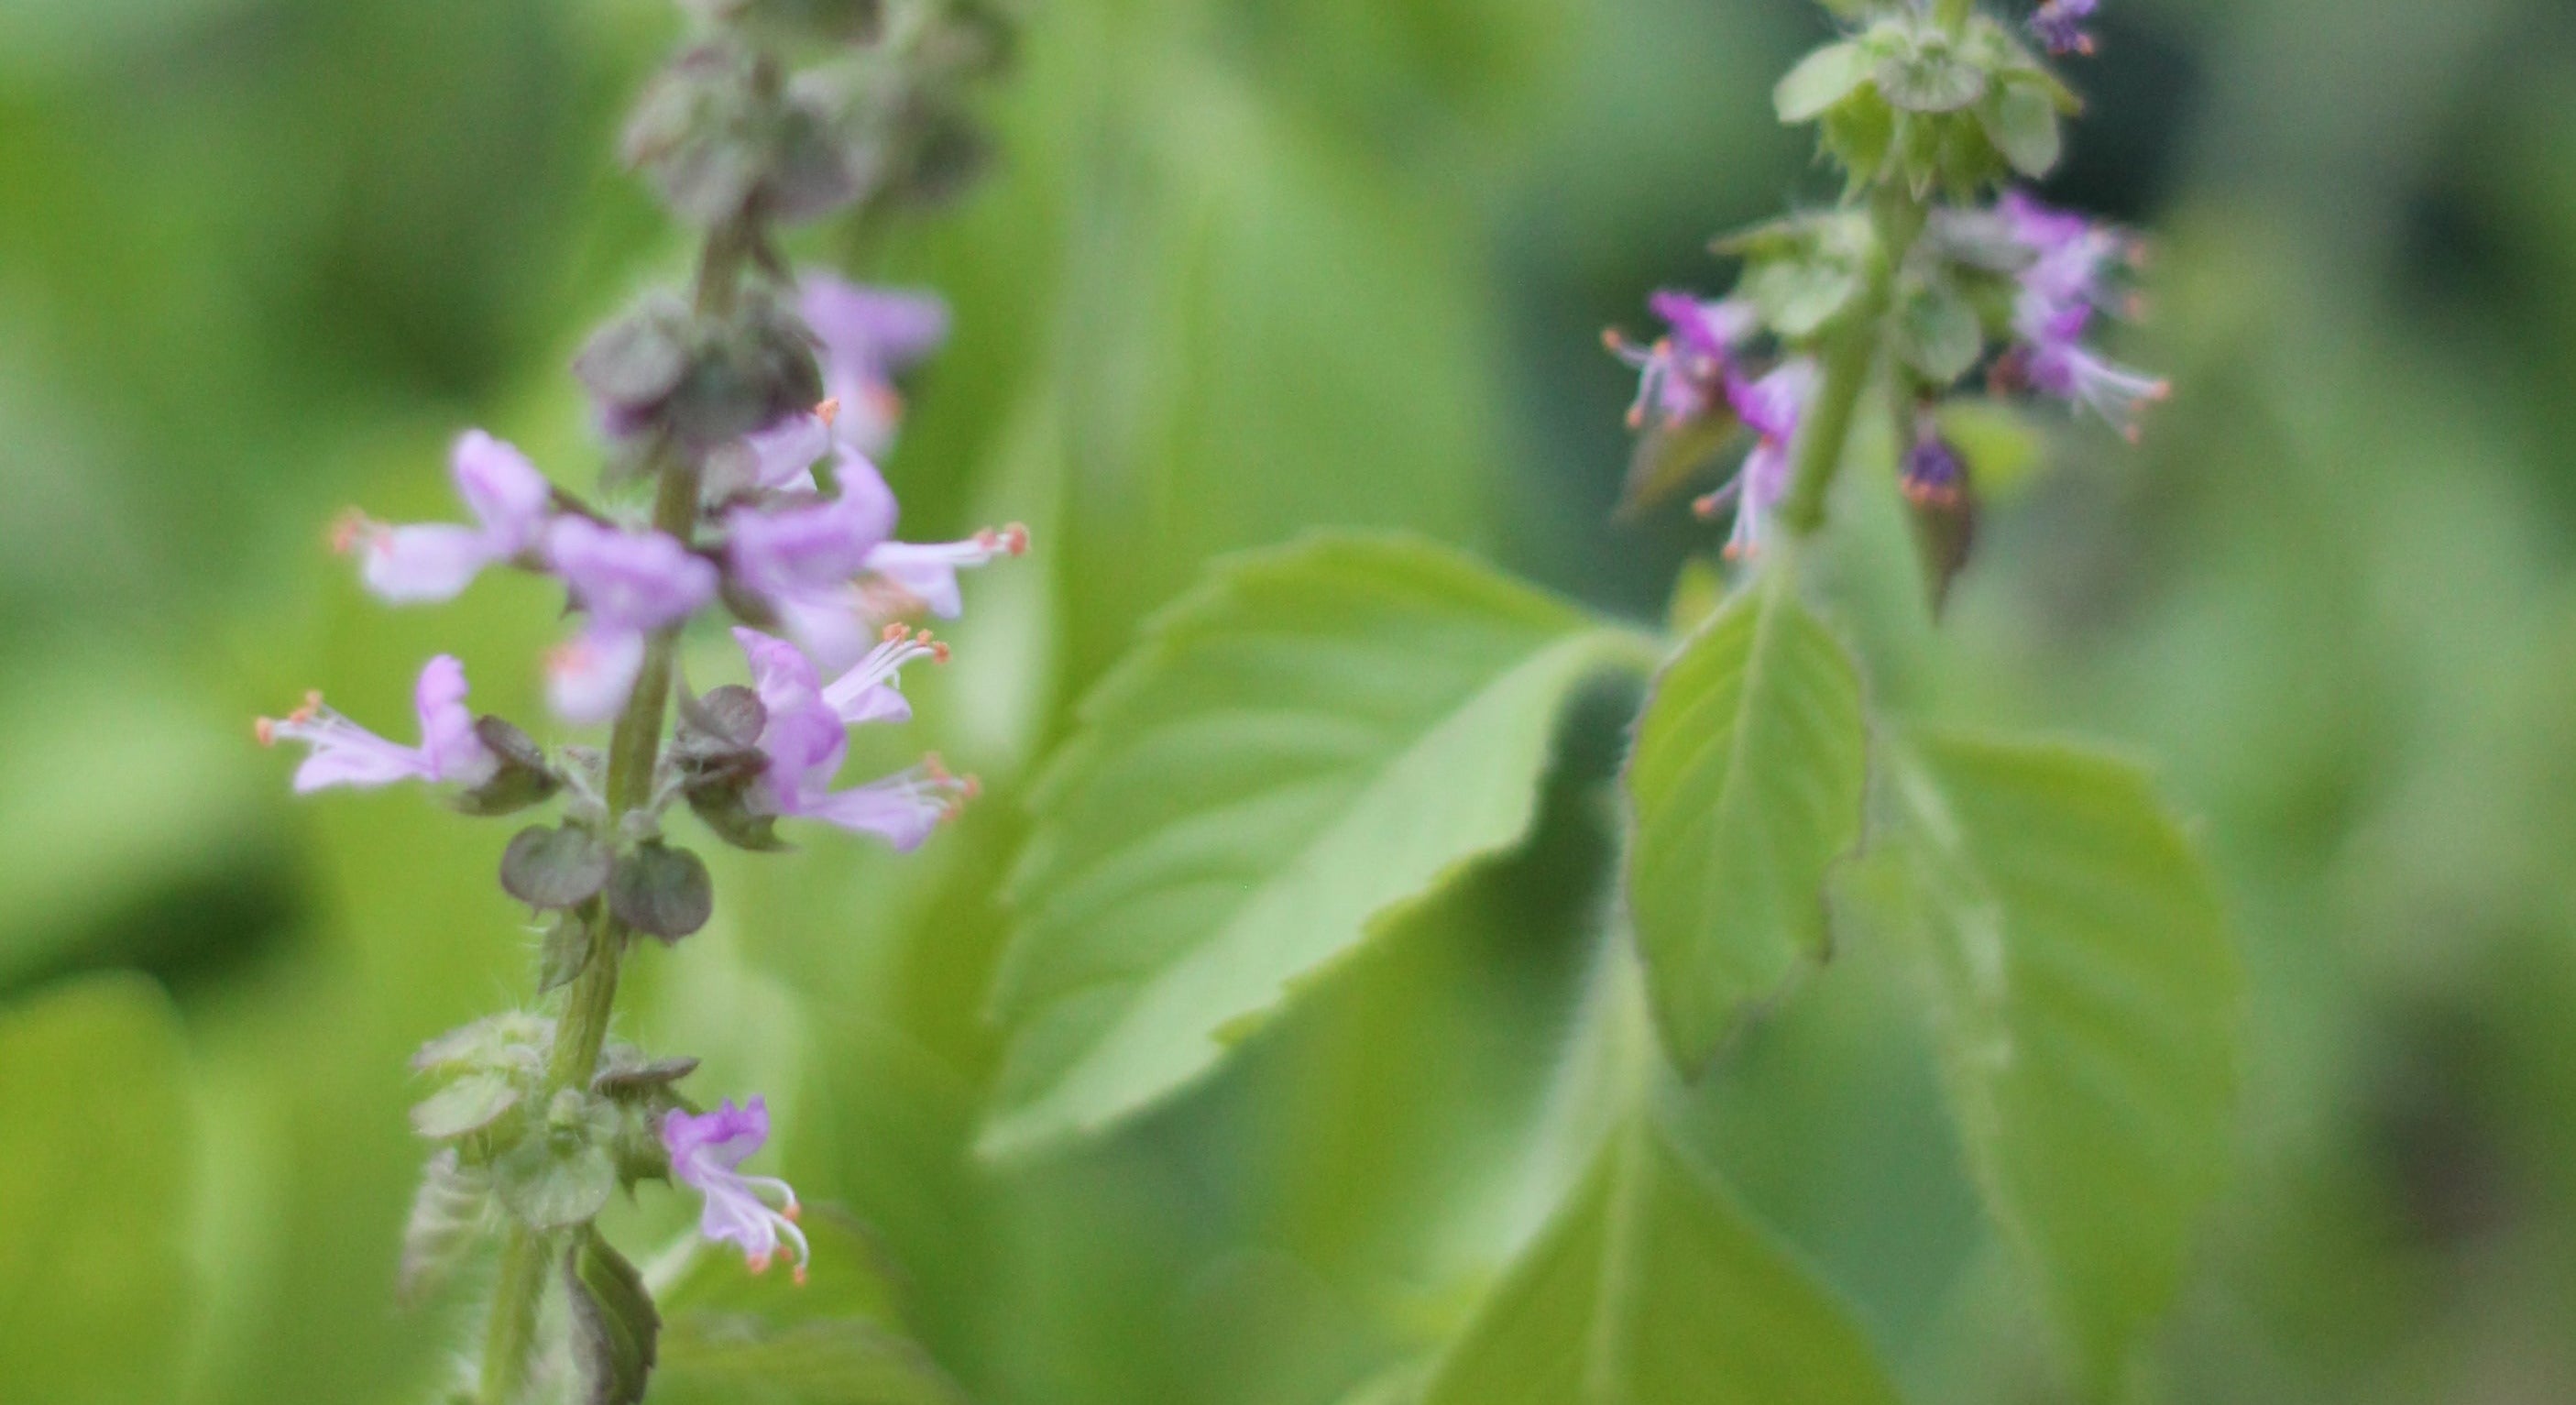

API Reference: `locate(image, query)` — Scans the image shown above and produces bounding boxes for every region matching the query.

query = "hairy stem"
[1778,188,1930,540]
[476,281,729,1405]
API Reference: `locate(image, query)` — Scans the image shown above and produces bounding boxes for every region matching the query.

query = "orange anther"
[816,397,842,428]
[255,718,277,746]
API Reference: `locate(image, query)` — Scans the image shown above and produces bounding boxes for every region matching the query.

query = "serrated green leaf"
[1980,81,2063,179]
[565,1227,660,1405]
[1774,41,1872,125]
[1421,1122,1901,1405]
[984,533,1651,1158]
[1624,576,1868,1073]
[1891,730,2243,1385]
[0,976,195,1405]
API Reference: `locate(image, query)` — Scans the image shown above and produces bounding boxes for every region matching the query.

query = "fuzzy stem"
[1778,187,1930,540]
[474,260,731,1405]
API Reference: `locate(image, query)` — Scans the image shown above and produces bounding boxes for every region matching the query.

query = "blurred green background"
[5,0,2576,1401]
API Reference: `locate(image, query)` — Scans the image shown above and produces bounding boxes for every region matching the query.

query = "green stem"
[1777,189,1930,541]
[1933,0,1976,31]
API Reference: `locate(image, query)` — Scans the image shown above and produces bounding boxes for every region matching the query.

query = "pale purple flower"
[660,1098,809,1281]
[259,654,498,795]
[2029,0,2099,57]
[543,518,719,723]
[1996,192,2168,440]
[1606,293,1760,432]
[732,626,969,851]
[341,432,553,603]
[863,524,1030,620]
[726,461,902,670]
[801,275,949,457]
[1693,358,1819,561]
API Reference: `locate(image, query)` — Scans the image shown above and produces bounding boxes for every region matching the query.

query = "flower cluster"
[1607,0,2159,568]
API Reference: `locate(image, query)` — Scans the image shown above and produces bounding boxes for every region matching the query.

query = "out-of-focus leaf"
[1931,399,2045,499]
[1420,1122,1902,1405]
[565,1226,659,1405]
[0,974,195,1405]
[654,1208,967,1405]
[1624,574,1868,1073]
[1775,42,1874,125]
[984,533,1651,1158]
[1890,730,2242,1384]
[400,1148,496,1305]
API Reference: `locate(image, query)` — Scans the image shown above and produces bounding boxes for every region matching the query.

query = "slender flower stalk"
[256,5,1025,1401]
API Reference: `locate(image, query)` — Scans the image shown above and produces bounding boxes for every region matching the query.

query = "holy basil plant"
[256,1,1017,1401]
[985,0,2241,1399]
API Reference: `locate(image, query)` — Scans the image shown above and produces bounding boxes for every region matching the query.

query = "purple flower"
[2029,0,2099,57]
[660,1098,809,1281]
[1693,358,1819,560]
[1996,192,2168,440]
[341,432,553,603]
[1902,422,1968,506]
[733,626,969,851]
[862,524,1030,620]
[259,655,498,795]
[801,275,949,458]
[1606,293,1760,432]
[543,518,719,723]
[726,461,903,671]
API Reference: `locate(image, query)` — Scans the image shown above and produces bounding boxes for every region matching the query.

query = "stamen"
[816,397,842,428]
[255,718,277,746]
[882,621,910,642]
[328,510,377,555]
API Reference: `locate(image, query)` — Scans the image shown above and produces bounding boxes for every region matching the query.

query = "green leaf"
[984,533,1650,1158]
[1873,35,1989,115]
[1773,41,1872,125]
[494,1108,619,1232]
[1979,80,2063,180]
[1623,576,1869,1073]
[400,1148,496,1305]
[565,1227,660,1405]
[608,840,715,942]
[1894,280,1986,388]
[1747,258,1865,341]
[655,1209,968,1405]
[1421,1122,1901,1405]
[0,975,196,1405]
[1891,730,2243,1384]
[409,1070,522,1140]
[499,823,614,911]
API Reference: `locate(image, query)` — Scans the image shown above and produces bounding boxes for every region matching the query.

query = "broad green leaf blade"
[1422,1123,1901,1405]
[0,975,196,1405]
[653,1209,967,1405]
[566,1227,660,1405]
[1623,577,1869,1073]
[1893,730,2243,1384]
[985,533,1650,1158]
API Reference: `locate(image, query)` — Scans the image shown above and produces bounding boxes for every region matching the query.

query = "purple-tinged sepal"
[1691,358,1819,562]
[259,654,500,795]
